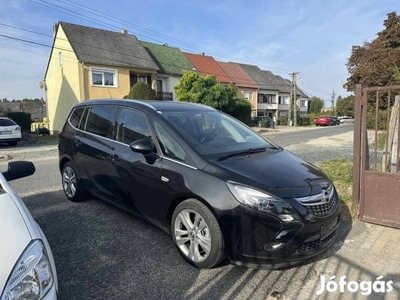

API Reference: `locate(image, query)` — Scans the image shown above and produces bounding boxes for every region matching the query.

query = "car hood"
[204,149,331,198]
[0,192,32,294]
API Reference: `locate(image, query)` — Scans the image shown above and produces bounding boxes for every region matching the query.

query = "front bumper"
[220,193,341,268]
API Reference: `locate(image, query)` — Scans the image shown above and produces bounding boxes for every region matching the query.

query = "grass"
[318,159,353,205]
[374,131,387,151]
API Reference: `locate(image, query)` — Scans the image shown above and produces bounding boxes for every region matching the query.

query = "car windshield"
[161,110,277,160]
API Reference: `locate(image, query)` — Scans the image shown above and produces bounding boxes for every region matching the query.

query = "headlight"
[227,182,301,222]
[1,240,54,300]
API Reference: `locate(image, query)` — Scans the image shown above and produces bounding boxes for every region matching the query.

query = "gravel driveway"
[283,131,354,163]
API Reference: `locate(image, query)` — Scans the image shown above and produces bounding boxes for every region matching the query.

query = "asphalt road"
[1,126,354,300]
[265,123,354,147]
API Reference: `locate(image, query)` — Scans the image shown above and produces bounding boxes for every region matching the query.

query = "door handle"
[73,139,82,147]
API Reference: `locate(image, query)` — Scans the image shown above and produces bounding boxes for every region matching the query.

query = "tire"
[62,161,86,202]
[8,141,18,146]
[171,199,225,269]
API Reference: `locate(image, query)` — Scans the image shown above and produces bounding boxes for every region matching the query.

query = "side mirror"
[130,139,154,154]
[2,161,35,181]
[130,139,157,164]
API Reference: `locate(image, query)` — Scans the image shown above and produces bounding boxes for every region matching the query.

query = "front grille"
[294,230,336,255]
[307,195,337,217]
[294,185,338,218]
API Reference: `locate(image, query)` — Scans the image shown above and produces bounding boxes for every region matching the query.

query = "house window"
[243,91,252,101]
[91,68,118,87]
[279,96,289,105]
[258,94,276,103]
[139,75,151,84]
[300,100,307,107]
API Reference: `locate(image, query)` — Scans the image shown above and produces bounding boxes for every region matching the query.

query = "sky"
[0,0,398,106]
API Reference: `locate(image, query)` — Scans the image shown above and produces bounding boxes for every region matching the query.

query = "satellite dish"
[39,81,45,89]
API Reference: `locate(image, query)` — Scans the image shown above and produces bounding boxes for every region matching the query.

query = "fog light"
[264,242,284,252]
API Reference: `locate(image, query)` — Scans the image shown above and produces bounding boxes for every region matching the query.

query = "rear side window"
[69,107,85,128]
[0,118,16,126]
[86,106,118,138]
[116,108,152,145]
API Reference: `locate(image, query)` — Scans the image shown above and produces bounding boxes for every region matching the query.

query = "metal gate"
[353,84,400,229]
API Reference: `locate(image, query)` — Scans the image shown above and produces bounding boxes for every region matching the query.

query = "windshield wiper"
[217,147,268,161]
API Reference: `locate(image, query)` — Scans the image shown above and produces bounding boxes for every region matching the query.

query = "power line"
[0,25,287,84]
[298,74,331,95]
[26,0,294,75]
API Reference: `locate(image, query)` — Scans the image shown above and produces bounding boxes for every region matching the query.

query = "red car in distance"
[315,115,332,126]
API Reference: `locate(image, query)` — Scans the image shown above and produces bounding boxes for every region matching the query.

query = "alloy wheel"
[174,209,211,263]
[63,166,77,198]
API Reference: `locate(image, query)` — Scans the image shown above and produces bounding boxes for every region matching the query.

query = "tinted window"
[69,107,85,128]
[116,108,152,145]
[154,121,186,162]
[0,118,16,126]
[78,107,89,131]
[86,106,118,138]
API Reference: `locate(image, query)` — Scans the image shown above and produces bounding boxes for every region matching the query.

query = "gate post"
[352,84,363,210]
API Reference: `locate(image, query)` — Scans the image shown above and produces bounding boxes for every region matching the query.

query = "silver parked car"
[339,116,354,124]
[0,161,58,299]
[0,117,22,146]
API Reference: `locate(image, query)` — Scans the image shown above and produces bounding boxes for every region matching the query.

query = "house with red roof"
[183,53,233,84]
[218,61,258,116]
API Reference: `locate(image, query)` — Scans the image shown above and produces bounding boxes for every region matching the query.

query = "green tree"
[126,82,157,100]
[308,96,325,113]
[345,12,400,92]
[336,95,355,116]
[174,71,251,124]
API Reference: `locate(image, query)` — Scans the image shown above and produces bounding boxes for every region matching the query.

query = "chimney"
[121,29,128,34]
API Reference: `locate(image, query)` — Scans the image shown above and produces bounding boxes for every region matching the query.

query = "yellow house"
[44,22,159,133]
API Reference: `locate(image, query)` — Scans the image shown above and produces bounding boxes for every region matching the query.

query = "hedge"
[5,112,32,132]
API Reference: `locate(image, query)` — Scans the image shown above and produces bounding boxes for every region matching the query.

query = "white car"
[0,161,58,299]
[0,117,22,146]
[339,116,354,124]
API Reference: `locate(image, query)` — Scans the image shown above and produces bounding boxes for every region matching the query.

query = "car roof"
[73,99,216,113]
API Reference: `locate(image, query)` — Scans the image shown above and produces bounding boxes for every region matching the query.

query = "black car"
[251,116,272,128]
[58,99,340,269]
[330,117,340,126]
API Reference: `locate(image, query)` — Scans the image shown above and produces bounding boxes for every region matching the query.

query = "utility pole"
[289,72,300,126]
[331,90,336,113]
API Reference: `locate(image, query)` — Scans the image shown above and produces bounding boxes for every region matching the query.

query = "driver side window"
[116,108,152,145]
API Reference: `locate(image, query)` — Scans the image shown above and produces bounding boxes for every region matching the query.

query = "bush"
[297,115,312,126]
[277,116,288,125]
[367,110,387,130]
[277,115,313,126]
[229,99,252,126]
[127,82,157,100]
[6,112,31,132]
[258,118,269,128]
